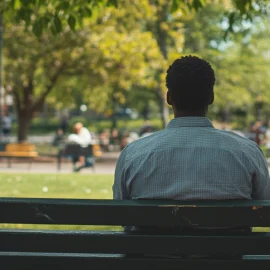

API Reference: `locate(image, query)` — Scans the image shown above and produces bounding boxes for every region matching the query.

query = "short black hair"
[166,55,215,110]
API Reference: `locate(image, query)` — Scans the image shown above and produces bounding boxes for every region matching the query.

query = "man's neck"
[174,110,207,118]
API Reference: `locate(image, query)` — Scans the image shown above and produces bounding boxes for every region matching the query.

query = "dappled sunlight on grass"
[0,173,114,199]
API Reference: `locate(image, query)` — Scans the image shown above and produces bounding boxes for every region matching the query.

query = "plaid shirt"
[113,117,270,200]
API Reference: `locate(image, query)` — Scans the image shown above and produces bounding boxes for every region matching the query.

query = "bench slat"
[0,152,38,157]
[1,230,270,255]
[0,143,38,160]
[5,144,36,151]
[0,252,269,270]
[1,198,270,227]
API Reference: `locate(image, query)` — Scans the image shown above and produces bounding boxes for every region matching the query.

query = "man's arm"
[113,148,130,200]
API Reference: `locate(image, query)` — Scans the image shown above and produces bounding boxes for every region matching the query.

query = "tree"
[3,24,91,141]
[78,0,185,128]
[1,0,269,37]
[1,0,270,140]
[181,3,270,126]
[75,3,165,129]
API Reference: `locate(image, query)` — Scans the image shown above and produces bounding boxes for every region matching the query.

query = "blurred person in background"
[109,128,120,151]
[139,121,155,137]
[262,120,270,157]
[67,122,92,171]
[99,129,110,152]
[251,120,265,145]
[140,126,154,138]
[2,112,12,139]
[120,130,130,150]
[68,122,92,147]
[60,114,69,134]
[127,132,139,143]
[52,128,65,147]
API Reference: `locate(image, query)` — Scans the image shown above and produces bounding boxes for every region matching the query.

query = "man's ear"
[167,91,172,105]
[209,92,214,105]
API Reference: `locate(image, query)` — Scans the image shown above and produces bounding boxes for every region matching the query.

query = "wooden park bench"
[0,143,38,168]
[0,198,270,269]
[57,144,102,171]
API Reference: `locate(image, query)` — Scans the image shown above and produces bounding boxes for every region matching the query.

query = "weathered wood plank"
[1,198,270,227]
[0,252,269,270]
[1,230,270,255]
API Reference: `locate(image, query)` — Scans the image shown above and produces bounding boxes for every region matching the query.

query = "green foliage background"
[1,0,270,139]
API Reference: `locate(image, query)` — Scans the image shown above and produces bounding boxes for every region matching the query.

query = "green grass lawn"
[0,173,114,199]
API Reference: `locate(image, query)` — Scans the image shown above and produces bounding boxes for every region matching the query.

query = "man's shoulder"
[218,129,254,143]
[217,129,261,153]
[124,130,165,151]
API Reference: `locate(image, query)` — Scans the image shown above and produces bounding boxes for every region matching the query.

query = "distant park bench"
[57,143,102,171]
[0,198,270,269]
[0,143,38,168]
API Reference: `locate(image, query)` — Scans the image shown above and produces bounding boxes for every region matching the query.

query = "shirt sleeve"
[251,147,270,200]
[113,147,130,200]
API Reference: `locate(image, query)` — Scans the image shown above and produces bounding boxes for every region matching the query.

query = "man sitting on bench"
[67,122,93,172]
[113,55,270,234]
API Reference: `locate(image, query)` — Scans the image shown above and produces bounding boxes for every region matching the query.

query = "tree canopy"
[1,0,270,36]
[1,0,270,141]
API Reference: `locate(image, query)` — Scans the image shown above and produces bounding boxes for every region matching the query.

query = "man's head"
[166,55,215,116]
[73,122,83,134]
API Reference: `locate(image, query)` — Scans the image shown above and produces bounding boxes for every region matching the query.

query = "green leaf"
[234,0,251,15]
[20,0,35,7]
[68,15,76,31]
[50,22,57,35]
[32,19,43,37]
[192,0,205,11]
[78,7,92,17]
[228,12,236,31]
[82,7,92,16]
[10,0,15,9]
[8,0,21,10]
[107,0,117,7]
[54,14,62,33]
[17,8,31,25]
[171,0,178,13]
[41,15,50,28]
[56,1,70,12]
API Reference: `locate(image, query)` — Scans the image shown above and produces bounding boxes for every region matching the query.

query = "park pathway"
[0,151,119,174]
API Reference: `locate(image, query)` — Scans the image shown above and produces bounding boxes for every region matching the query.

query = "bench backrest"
[2,198,270,227]
[1,198,270,269]
[5,143,36,152]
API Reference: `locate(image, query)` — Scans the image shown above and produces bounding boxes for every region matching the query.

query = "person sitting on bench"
[113,55,270,234]
[67,122,92,172]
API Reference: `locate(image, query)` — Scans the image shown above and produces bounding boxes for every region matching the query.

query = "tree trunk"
[11,62,64,142]
[154,3,170,128]
[157,88,169,128]
[17,110,32,142]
